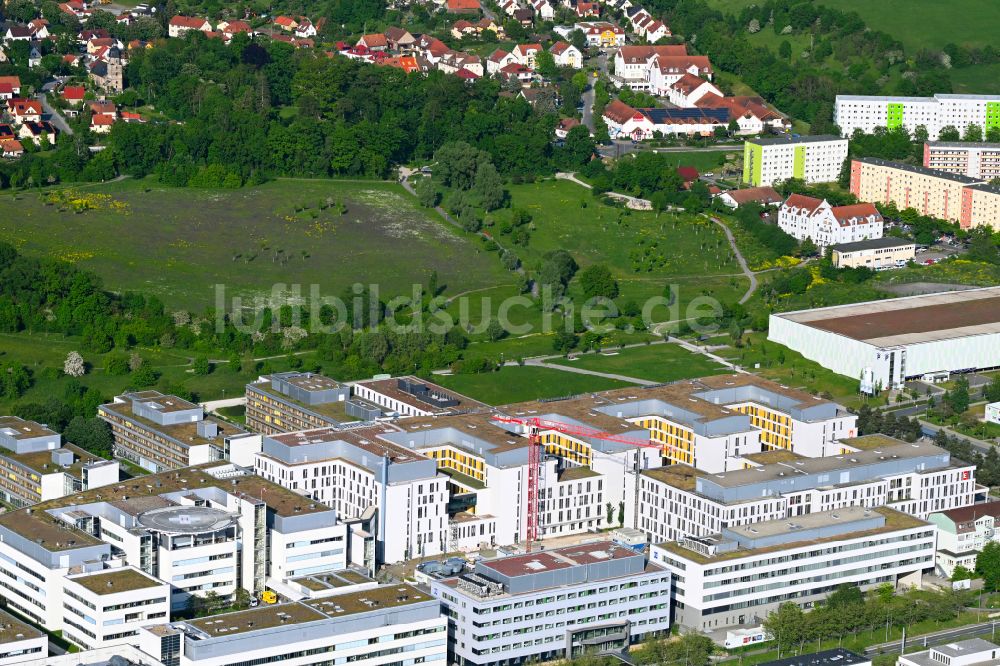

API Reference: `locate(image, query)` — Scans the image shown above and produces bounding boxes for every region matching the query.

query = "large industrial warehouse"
[768,287,1000,392]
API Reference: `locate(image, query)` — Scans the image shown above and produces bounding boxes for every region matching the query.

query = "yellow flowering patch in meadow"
[44,189,130,214]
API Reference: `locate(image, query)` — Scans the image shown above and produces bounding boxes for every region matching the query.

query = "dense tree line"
[764,585,965,656]
[638,0,955,127]
[0,33,562,189]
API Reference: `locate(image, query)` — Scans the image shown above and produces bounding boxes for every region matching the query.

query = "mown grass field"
[1,177,514,312]
[551,342,729,383]
[703,0,997,50]
[433,365,634,404]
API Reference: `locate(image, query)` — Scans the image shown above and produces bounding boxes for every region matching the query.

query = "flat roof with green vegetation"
[250,381,359,423]
[441,467,486,490]
[0,608,43,643]
[69,568,163,595]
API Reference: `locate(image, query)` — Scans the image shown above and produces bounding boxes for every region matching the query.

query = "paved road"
[39,77,73,136]
[709,216,757,304]
[580,52,606,133]
[39,92,73,135]
[202,397,246,412]
[865,620,1000,655]
[598,141,742,158]
[526,357,658,386]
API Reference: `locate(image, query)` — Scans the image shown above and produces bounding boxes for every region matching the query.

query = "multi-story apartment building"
[253,424,449,566]
[0,462,345,639]
[928,501,1000,577]
[830,237,916,269]
[245,372,359,434]
[139,584,447,666]
[0,609,46,665]
[637,435,976,543]
[835,94,1000,140]
[924,142,1000,180]
[0,416,119,507]
[849,158,1000,230]
[777,195,884,249]
[651,505,935,631]
[98,391,253,472]
[62,567,170,650]
[429,541,671,665]
[742,135,848,186]
[352,376,486,417]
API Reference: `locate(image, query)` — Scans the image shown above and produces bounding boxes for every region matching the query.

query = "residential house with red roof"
[487,49,518,75]
[7,98,42,124]
[531,0,554,20]
[0,137,24,158]
[451,20,476,39]
[512,43,543,68]
[90,113,116,134]
[778,194,884,249]
[0,77,20,96]
[665,72,721,108]
[498,63,534,85]
[696,93,789,135]
[445,0,481,13]
[573,21,624,47]
[575,2,600,17]
[357,33,388,51]
[384,27,417,52]
[555,117,581,139]
[168,16,212,38]
[715,186,783,209]
[549,41,583,69]
[273,16,299,31]
[61,86,86,106]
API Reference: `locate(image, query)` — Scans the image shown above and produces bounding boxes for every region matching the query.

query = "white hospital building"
[430,541,671,665]
[651,505,936,631]
[637,434,977,544]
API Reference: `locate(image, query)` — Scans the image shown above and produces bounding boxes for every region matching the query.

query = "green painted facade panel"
[793,145,806,180]
[987,102,1000,132]
[886,103,904,130]
[744,143,763,185]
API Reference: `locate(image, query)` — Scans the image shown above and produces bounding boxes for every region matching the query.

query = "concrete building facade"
[830,237,916,269]
[924,142,1000,180]
[430,541,670,665]
[835,94,1000,140]
[769,287,1000,391]
[651,506,935,631]
[742,135,848,186]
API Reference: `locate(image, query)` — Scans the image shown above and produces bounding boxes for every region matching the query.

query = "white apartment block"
[139,584,447,666]
[743,135,848,186]
[429,541,670,665]
[637,435,976,544]
[928,501,1000,577]
[253,425,449,567]
[0,463,345,635]
[0,416,119,507]
[835,94,1000,141]
[777,195,884,250]
[351,376,485,417]
[0,609,46,665]
[651,505,935,631]
[62,567,170,650]
[924,142,1000,180]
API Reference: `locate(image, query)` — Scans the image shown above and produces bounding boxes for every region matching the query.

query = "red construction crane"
[491,414,679,553]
